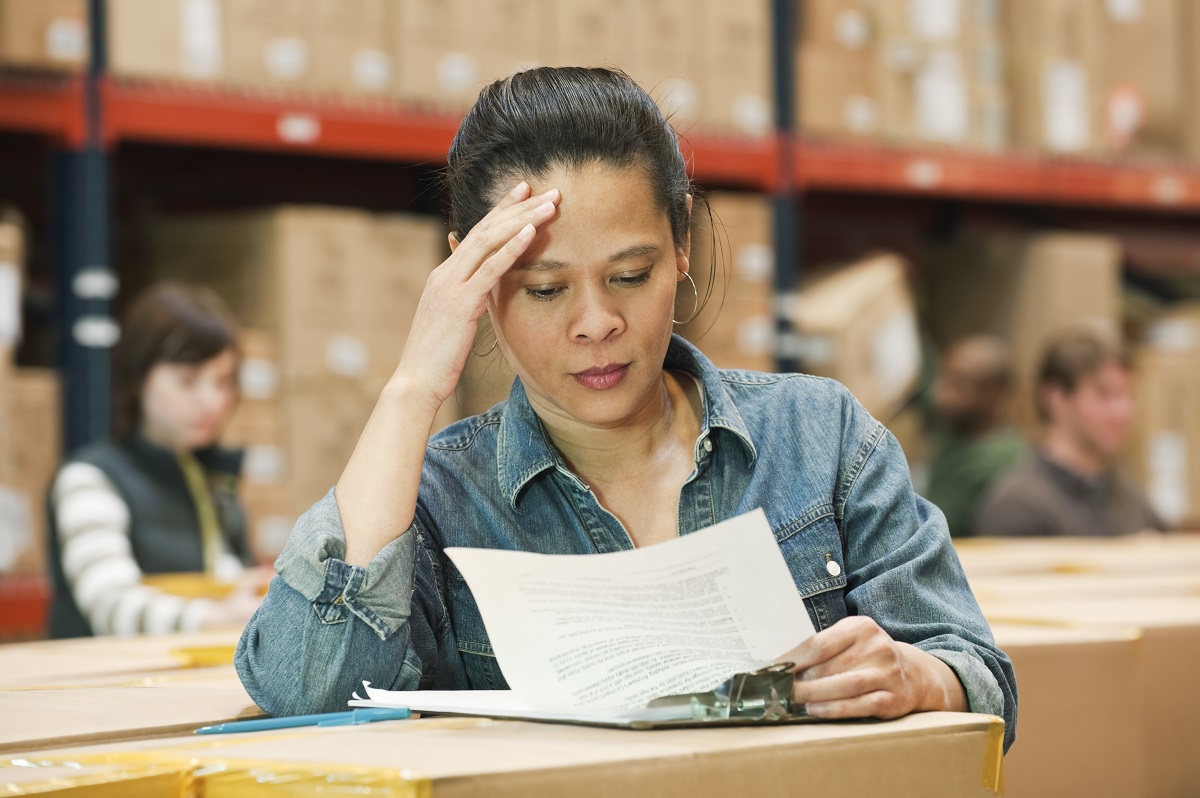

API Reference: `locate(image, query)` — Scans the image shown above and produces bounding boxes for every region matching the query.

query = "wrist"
[902,643,969,712]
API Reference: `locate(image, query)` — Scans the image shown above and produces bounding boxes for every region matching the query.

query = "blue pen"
[195,707,412,735]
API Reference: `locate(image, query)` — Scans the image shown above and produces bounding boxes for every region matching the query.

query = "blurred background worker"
[46,284,267,638]
[976,325,1164,537]
[924,336,1027,537]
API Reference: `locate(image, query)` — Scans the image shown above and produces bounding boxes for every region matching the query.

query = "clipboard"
[360,664,839,731]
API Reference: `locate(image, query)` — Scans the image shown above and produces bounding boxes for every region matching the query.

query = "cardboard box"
[876,0,1003,44]
[540,0,635,69]
[680,193,776,372]
[921,231,1122,432]
[801,0,877,50]
[0,370,61,576]
[1185,2,1200,163]
[107,0,224,82]
[877,39,1007,149]
[1130,308,1200,528]
[1003,0,1104,154]
[311,0,392,95]
[1099,0,1185,158]
[0,212,23,370]
[783,253,922,421]
[18,712,1005,797]
[0,0,88,71]
[981,596,1200,798]
[955,534,1200,579]
[222,0,312,89]
[627,0,703,129]
[991,622,1143,798]
[796,43,882,138]
[391,0,543,112]
[700,0,774,136]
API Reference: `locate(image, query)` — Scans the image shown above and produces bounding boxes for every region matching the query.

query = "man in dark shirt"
[976,326,1163,537]
[925,336,1027,537]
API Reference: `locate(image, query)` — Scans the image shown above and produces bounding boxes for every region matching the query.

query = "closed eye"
[525,285,565,301]
[615,270,652,287]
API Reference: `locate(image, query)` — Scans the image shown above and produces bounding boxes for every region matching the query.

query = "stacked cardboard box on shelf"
[142,207,445,560]
[797,0,1008,151]
[103,0,774,137]
[1002,0,1105,156]
[0,214,62,579]
[679,193,776,372]
[1129,306,1200,529]
[1098,0,1186,159]
[0,0,89,72]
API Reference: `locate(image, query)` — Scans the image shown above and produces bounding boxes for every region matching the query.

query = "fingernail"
[536,201,556,214]
[806,703,824,716]
[540,188,559,201]
[517,223,535,239]
[510,181,528,197]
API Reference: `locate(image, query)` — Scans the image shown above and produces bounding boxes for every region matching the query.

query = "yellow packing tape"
[982,716,1006,795]
[1,758,190,798]
[169,646,238,668]
[141,574,237,600]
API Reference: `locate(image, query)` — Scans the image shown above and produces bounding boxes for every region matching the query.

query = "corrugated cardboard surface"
[0,0,88,71]
[991,623,1142,798]
[981,595,1200,798]
[17,712,1003,798]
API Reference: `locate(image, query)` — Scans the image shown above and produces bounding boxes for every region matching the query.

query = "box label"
[353,49,392,91]
[265,37,308,80]
[1043,58,1090,153]
[0,263,19,348]
[45,18,87,63]
[181,0,223,77]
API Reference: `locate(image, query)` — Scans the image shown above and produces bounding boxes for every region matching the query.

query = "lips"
[572,363,630,391]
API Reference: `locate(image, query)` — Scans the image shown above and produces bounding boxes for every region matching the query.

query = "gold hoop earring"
[471,337,498,357]
[673,271,700,326]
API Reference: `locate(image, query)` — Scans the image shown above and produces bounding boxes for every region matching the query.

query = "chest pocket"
[445,564,510,690]
[774,509,849,632]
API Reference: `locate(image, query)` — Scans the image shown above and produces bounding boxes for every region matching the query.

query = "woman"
[48,283,265,637]
[236,67,1016,750]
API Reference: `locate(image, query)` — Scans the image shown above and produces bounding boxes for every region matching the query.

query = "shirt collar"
[1035,449,1114,498]
[496,334,757,509]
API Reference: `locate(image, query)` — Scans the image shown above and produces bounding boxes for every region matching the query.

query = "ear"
[448,232,459,253]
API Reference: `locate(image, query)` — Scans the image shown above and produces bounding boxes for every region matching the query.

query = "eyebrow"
[516,243,661,272]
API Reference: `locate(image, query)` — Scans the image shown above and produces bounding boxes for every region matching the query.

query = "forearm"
[337,377,442,567]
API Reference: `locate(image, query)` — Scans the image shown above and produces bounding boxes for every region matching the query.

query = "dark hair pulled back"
[446,67,693,250]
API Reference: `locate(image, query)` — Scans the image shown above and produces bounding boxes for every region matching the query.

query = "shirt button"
[702,437,713,453]
[826,560,842,577]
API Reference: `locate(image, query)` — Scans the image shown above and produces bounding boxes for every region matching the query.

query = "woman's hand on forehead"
[391,181,561,408]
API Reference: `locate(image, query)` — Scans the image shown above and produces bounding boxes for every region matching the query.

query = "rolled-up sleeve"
[836,403,1019,753]
[235,489,464,716]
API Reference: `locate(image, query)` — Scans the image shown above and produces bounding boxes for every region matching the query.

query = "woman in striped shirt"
[48,283,265,638]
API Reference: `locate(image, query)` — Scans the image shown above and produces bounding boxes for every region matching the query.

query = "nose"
[569,284,625,343]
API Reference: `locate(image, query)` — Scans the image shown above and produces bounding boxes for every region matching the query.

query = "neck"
[1041,426,1109,478]
[536,371,700,487]
[139,424,189,455]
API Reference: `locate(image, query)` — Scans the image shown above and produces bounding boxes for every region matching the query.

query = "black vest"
[46,435,249,638]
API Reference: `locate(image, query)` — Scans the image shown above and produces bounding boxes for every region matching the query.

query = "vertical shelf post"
[772,0,801,372]
[54,0,115,450]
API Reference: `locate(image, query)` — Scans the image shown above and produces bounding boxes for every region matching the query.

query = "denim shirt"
[236,335,1017,751]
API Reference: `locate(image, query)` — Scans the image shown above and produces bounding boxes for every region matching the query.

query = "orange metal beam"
[0,74,86,146]
[796,137,1200,212]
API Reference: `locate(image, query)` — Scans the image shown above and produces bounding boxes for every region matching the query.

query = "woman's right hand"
[393,181,561,410]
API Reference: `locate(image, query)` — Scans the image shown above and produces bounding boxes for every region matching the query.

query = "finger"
[805,690,905,720]
[469,221,539,292]
[453,189,560,269]
[797,631,896,682]
[784,623,864,672]
[495,180,531,211]
[791,668,884,706]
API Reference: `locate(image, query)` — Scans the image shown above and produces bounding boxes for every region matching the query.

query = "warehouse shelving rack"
[2,0,1200,635]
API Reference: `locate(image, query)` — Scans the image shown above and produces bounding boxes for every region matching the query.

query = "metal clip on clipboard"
[645,663,808,724]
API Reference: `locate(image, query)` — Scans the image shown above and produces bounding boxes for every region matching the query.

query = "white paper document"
[351,508,815,722]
